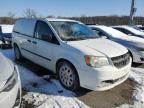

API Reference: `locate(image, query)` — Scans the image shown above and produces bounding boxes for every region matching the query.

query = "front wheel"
[57,61,79,91]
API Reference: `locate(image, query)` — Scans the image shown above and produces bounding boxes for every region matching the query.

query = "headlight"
[85,55,109,67]
[2,67,18,92]
[139,51,144,56]
[136,47,144,56]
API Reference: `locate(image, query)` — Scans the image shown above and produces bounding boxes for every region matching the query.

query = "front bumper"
[3,37,12,44]
[132,50,144,63]
[0,81,21,108]
[0,68,21,108]
[77,59,132,91]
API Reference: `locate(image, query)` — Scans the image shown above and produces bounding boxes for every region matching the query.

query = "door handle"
[27,40,31,42]
[32,41,37,44]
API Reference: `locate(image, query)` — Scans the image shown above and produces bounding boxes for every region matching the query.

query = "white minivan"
[12,18,131,91]
[0,53,21,108]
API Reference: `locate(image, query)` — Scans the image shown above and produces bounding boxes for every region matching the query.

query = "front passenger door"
[31,21,58,71]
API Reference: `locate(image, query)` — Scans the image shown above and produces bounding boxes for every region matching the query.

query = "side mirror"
[101,35,107,39]
[128,34,132,36]
[41,34,52,42]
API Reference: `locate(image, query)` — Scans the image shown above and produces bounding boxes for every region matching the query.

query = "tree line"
[0,9,144,26]
[69,16,144,26]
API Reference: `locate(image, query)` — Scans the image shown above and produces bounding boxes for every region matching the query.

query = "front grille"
[111,52,130,68]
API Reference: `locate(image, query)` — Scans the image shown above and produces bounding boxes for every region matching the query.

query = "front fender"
[56,52,84,72]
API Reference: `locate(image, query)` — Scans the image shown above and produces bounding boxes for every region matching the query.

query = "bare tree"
[7,12,16,24]
[23,8,37,18]
[47,15,55,18]
[8,12,16,18]
[39,14,44,18]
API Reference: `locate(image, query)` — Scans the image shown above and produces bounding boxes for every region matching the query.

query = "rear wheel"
[14,45,23,61]
[57,61,79,91]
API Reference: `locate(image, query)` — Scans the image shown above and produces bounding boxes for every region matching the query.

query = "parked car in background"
[89,25,144,63]
[137,26,144,32]
[0,25,14,44]
[112,26,144,38]
[0,53,21,108]
[130,25,144,32]
[12,18,131,91]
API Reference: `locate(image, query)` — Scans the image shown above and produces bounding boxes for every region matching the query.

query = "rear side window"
[34,21,54,40]
[140,27,144,30]
[115,28,132,35]
[13,19,36,37]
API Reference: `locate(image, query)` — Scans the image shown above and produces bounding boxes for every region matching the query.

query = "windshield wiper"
[62,37,78,41]
[61,35,86,41]
[62,36,97,41]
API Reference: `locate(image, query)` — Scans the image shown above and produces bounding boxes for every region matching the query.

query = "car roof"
[112,25,130,28]
[46,18,80,23]
[112,25,144,30]
[16,18,81,24]
[89,25,109,29]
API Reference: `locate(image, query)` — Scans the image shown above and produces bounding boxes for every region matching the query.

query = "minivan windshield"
[50,21,99,41]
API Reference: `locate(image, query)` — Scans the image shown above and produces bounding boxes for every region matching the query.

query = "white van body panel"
[12,18,131,91]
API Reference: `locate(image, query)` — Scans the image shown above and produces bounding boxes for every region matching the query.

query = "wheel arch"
[13,42,18,47]
[128,50,133,62]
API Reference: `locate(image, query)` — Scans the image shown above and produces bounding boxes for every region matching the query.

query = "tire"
[57,61,79,91]
[14,45,23,61]
[129,51,133,63]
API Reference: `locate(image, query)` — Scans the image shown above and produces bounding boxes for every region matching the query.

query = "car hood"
[113,35,144,49]
[117,35,144,44]
[67,38,128,57]
[0,53,14,82]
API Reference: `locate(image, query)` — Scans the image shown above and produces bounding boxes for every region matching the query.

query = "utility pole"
[129,0,137,25]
